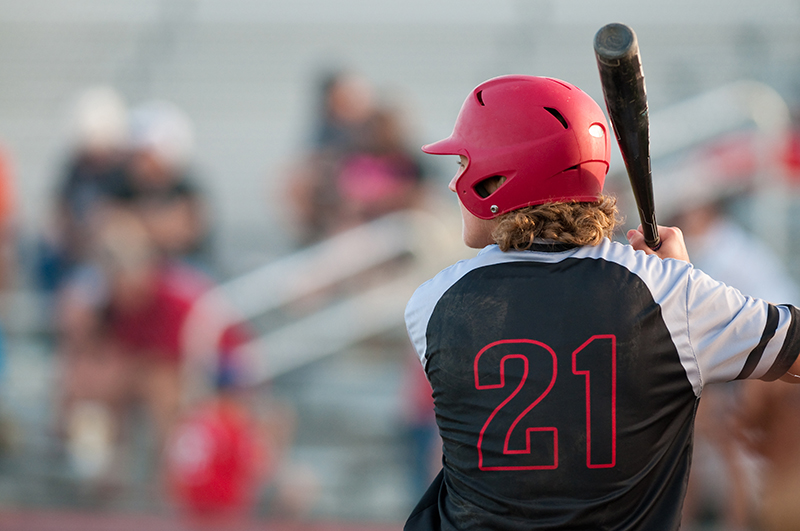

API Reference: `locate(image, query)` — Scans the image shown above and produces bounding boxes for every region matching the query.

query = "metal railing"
[179,207,464,403]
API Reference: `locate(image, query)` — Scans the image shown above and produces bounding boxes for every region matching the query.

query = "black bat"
[594,22,660,250]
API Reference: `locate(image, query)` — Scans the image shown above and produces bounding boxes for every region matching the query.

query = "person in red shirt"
[164,367,270,525]
[56,207,251,480]
[94,208,249,445]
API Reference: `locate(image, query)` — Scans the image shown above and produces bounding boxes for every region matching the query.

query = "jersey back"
[406,241,800,530]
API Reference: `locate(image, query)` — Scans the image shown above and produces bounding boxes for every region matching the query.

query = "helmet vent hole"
[476,90,485,106]
[474,175,505,198]
[474,182,491,198]
[544,107,568,129]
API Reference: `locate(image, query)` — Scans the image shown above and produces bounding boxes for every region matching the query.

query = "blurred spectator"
[163,362,317,525]
[0,144,17,292]
[39,86,129,292]
[101,208,244,444]
[107,100,212,272]
[55,208,246,484]
[335,107,427,227]
[311,70,376,153]
[286,70,376,243]
[734,378,800,531]
[165,374,270,526]
[286,70,428,244]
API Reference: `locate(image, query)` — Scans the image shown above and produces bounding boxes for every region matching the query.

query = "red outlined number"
[572,335,617,468]
[474,340,558,471]
[474,335,617,471]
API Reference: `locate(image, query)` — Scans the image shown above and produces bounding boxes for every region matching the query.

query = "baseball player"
[403,74,800,530]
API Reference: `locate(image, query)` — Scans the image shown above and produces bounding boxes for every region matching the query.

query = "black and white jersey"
[404,239,800,531]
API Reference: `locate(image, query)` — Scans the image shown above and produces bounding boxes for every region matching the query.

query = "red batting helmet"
[423,75,611,219]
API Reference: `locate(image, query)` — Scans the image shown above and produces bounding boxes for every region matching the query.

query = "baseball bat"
[593,23,661,250]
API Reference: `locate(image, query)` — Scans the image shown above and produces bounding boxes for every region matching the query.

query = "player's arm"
[627,225,691,263]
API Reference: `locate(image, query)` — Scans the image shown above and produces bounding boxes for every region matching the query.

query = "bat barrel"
[593,23,661,250]
[594,23,638,65]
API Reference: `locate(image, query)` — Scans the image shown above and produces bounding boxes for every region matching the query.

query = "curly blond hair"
[492,195,622,252]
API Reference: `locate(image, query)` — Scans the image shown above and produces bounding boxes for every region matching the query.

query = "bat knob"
[594,23,638,64]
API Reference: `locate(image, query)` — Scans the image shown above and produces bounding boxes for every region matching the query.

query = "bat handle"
[642,216,661,250]
[648,237,662,251]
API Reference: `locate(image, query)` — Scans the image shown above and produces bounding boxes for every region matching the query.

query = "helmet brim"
[421,136,462,155]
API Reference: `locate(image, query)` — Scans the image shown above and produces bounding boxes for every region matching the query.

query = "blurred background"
[1,0,800,530]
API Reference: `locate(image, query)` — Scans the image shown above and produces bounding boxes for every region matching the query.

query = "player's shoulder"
[410,242,581,312]
[405,245,520,366]
[409,238,695,311]
[579,237,695,281]
[407,247,491,308]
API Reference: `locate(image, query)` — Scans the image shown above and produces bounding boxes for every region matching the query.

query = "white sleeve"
[685,266,800,386]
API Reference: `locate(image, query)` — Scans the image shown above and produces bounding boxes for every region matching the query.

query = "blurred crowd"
[0,68,437,525]
[28,86,297,521]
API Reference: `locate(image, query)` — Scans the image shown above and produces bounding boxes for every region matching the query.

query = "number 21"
[474,335,617,471]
